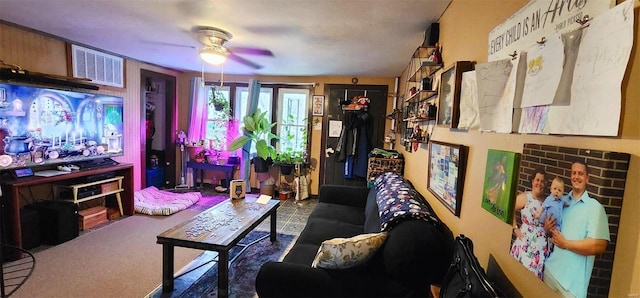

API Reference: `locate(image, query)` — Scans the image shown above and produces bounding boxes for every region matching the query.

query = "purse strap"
[440,234,503,298]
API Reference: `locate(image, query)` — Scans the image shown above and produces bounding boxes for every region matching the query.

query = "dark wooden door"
[320,84,388,187]
[140,70,177,188]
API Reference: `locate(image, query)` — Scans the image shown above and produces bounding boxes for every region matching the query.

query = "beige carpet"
[12,209,206,298]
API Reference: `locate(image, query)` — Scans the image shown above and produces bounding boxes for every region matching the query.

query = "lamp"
[199,45,228,65]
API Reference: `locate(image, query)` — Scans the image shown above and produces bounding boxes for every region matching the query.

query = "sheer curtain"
[240,79,261,189]
[187,77,208,144]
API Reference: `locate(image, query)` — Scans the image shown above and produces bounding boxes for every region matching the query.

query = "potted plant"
[273,150,304,175]
[228,109,278,172]
[209,87,231,120]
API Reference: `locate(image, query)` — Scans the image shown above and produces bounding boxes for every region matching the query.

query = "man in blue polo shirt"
[543,161,610,298]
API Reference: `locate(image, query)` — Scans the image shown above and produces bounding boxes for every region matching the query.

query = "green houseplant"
[209,87,231,120]
[228,109,278,172]
[273,150,304,175]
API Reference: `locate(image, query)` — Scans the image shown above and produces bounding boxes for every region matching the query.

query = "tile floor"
[255,195,317,236]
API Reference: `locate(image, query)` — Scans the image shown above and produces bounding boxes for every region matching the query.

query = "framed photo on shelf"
[481,149,520,223]
[312,95,324,116]
[427,140,468,216]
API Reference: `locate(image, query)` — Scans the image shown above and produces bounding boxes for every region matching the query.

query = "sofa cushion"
[380,219,454,288]
[363,188,382,233]
[284,216,365,266]
[307,202,365,226]
[311,232,388,269]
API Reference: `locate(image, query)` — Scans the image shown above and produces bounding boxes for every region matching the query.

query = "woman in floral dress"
[510,168,549,279]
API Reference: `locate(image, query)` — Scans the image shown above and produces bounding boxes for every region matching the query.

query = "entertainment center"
[1,163,134,252]
[0,75,131,255]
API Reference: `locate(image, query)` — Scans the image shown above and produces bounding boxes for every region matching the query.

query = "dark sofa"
[256,177,454,297]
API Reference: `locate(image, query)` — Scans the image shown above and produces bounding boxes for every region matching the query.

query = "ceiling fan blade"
[228,53,262,69]
[229,47,273,56]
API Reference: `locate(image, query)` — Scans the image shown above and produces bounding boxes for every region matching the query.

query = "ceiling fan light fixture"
[199,45,228,65]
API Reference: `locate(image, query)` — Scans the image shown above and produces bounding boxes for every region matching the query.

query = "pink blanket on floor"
[134,186,202,216]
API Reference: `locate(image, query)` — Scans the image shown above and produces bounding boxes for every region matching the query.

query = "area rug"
[149,230,296,298]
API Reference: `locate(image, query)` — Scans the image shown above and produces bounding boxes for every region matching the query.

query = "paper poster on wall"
[551,29,583,106]
[488,0,611,61]
[476,57,521,133]
[520,33,564,108]
[545,0,633,136]
[328,120,342,137]
[457,70,480,130]
[519,105,549,134]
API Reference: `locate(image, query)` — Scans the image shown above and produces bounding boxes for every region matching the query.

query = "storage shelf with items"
[52,175,125,217]
[406,45,443,98]
[401,45,442,151]
[366,149,404,187]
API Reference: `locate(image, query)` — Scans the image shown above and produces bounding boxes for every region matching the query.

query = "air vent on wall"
[71,44,124,88]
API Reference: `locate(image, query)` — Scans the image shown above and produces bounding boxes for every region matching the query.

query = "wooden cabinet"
[436,61,474,128]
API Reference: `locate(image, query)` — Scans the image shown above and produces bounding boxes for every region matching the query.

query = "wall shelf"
[405,89,438,103]
[408,61,442,82]
[404,116,436,122]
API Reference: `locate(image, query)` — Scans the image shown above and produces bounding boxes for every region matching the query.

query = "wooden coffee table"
[156,196,279,298]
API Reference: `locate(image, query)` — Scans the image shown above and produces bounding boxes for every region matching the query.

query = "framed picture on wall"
[312,95,324,116]
[481,149,520,223]
[436,61,474,128]
[427,140,468,216]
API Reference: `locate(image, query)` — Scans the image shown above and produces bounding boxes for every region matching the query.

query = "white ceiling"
[0,0,451,77]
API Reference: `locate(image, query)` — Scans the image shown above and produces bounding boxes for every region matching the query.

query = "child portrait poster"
[481,149,519,223]
[510,143,630,297]
[312,95,324,116]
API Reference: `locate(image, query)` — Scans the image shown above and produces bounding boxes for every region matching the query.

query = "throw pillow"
[311,232,388,269]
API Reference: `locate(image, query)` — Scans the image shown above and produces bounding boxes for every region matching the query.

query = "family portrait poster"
[481,149,519,223]
[510,144,630,298]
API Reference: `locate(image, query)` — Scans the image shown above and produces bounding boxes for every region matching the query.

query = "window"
[277,88,309,154]
[233,86,274,156]
[204,83,310,157]
[204,85,230,151]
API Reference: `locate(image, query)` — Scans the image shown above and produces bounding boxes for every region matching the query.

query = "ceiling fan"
[196,26,273,70]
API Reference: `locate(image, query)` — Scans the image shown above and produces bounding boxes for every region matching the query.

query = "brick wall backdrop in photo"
[514,143,630,298]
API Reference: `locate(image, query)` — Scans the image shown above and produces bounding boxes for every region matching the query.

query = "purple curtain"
[187,77,208,144]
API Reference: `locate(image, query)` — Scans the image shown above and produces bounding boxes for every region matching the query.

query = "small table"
[156,196,279,298]
[187,161,236,189]
[52,175,124,216]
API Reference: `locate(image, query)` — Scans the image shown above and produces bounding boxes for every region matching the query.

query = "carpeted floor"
[11,188,315,297]
[148,231,296,298]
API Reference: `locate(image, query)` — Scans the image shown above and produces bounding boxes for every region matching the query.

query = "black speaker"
[26,201,78,245]
[20,208,40,250]
[422,23,440,47]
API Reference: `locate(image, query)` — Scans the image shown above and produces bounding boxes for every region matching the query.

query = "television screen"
[0,82,124,170]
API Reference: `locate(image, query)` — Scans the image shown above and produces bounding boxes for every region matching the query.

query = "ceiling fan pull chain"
[201,63,206,87]
[220,64,224,87]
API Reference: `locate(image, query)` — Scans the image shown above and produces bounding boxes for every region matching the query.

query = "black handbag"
[440,235,503,298]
